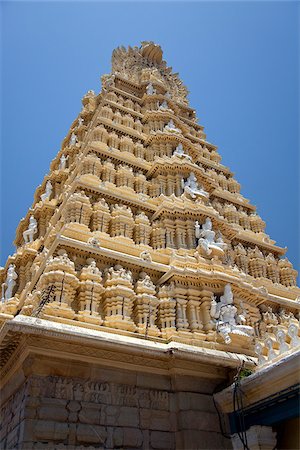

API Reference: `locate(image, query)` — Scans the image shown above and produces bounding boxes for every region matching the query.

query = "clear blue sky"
[1,1,299,273]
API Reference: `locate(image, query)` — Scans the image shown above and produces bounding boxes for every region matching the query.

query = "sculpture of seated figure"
[41,180,53,202]
[59,154,68,170]
[195,218,227,258]
[146,82,155,95]
[69,132,77,146]
[173,143,192,161]
[182,172,208,199]
[158,100,169,110]
[164,119,180,133]
[23,215,38,244]
[1,264,18,301]
[210,284,254,344]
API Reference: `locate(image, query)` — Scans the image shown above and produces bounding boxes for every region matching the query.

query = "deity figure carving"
[164,119,180,133]
[140,250,152,262]
[195,218,227,258]
[23,215,38,244]
[276,329,289,354]
[41,180,53,202]
[158,100,169,110]
[210,284,254,344]
[1,264,18,301]
[278,308,296,328]
[134,272,159,336]
[78,117,84,127]
[146,82,155,95]
[173,143,192,161]
[59,154,68,170]
[69,132,77,146]
[287,323,300,347]
[182,172,208,200]
[254,342,267,365]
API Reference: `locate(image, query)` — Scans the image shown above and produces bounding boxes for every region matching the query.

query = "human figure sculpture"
[41,180,53,202]
[158,100,168,110]
[59,154,68,170]
[164,119,180,133]
[146,83,155,95]
[210,284,254,344]
[276,329,289,354]
[265,338,276,361]
[69,132,77,146]
[173,143,192,161]
[2,264,18,301]
[195,218,227,257]
[23,215,38,244]
[288,323,300,347]
[254,342,267,365]
[182,172,208,199]
[78,117,84,127]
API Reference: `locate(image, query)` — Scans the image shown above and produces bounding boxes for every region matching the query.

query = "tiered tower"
[1,42,299,450]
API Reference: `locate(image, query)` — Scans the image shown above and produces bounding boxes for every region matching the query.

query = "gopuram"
[0,42,299,450]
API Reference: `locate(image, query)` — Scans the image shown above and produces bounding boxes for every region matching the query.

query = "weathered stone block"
[140,409,176,431]
[113,427,143,448]
[34,420,69,441]
[76,423,107,444]
[178,410,220,432]
[150,431,175,449]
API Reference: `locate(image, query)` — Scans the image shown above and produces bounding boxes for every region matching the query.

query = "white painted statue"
[173,143,192,161]
[288,323,300,347]
[146,82,155,95]
[2,264,18,301]
[59,154,68,170]
[195,218,227,257]
[23,215,38,244]
[158,100,168,110]
[69,132,77,146]
[78,117,84,127]
[164,119,180,133]
[276,329,289,354]
[182,172,208,199]
[210,284,254,344]
[41,180,53,202]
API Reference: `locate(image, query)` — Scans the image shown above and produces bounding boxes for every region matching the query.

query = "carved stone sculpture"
[59,154,68,170]
[164,119,180,133]
[78,259,104,324]
[173,143,192,161]
[182,172,208,200]
[195,218,227,258]
[41,180,53,202]
[210,284,254,344]
[23,215,38,244]
[1,264,18,301]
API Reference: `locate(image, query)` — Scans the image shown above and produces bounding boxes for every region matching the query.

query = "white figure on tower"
[69,132,77,146]
[2,264,18,301]
[210,284,254,344]
[195,218,227,257]
[23,215,38,244]
[173,143,192,161]
[164,119,180,133]
[182,172,208,199]
[78,117,84,127]
[146,82,156,95]
[41,180,53,202]
[59,154,68,170]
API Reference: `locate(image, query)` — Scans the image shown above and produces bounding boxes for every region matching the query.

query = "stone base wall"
[0,369,231,449]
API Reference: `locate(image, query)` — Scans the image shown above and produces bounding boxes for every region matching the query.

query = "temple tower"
[0,42,299,450]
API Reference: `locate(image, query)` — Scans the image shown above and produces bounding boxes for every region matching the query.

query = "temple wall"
[0,362,231,450]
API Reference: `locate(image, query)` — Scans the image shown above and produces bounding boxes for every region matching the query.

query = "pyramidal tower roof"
[0,42,299,375]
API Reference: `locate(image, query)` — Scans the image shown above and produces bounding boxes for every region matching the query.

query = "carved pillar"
[157,285,177,338]
[63,191,93,229]
[111,205,135,240]
[134,212,151,245]
[134,273,160,337]
[77,260,104,325]
[200,290,215,339]
[37,252,79,319]
[92,199,111,233]
[103,265,136,332]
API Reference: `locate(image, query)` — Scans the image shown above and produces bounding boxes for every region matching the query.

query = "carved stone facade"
[0,42,299,449]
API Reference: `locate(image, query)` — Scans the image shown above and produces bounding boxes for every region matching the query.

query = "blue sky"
[1,1,299,272]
